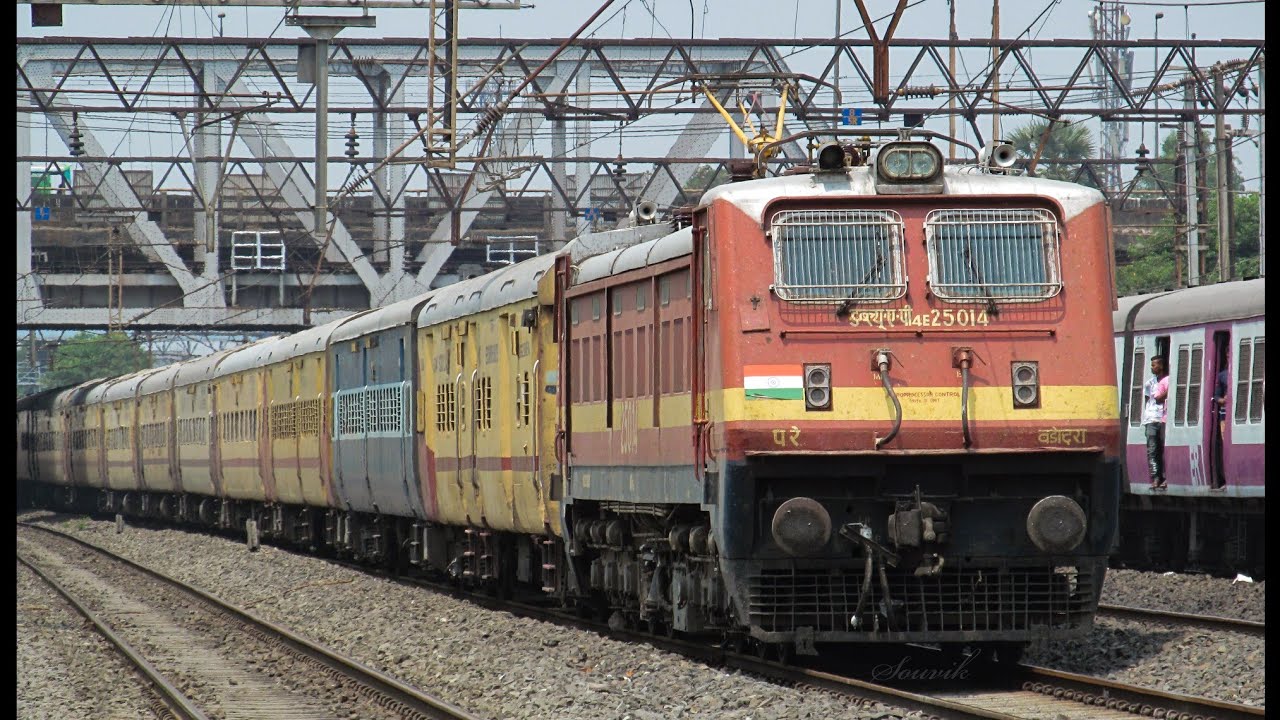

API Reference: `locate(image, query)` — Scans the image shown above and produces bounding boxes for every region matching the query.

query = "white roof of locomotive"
[698,166,1105,224]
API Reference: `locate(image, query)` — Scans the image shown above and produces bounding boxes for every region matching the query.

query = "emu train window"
[769,209,905,302]
[1173,343,1204,427]
[1235,337,1265,424]
[1127,346,1146,426]
[924,208,1062,302]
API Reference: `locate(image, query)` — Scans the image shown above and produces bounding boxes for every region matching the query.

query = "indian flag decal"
[744,364,804,400]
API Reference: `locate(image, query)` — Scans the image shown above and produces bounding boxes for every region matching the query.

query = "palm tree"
[1006,120,1097,183]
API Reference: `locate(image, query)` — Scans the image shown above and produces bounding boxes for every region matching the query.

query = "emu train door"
[1207,330,1231,489]
[1166,330,1207,488]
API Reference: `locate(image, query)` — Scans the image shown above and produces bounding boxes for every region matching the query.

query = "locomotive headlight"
[804,363,832,411]
[1011,361,1040,409]
[772,497,832,556]
[876,141,942,183]
[1027,495,1087,554]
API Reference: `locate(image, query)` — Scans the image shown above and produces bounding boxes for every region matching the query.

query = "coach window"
[1173,342,1204,426]
[1155,336,1170,361]
[1234,336,1265,424]
[1131,345,1152,422]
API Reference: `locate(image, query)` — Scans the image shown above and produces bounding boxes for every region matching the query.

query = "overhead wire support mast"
[15,30,1261,331]
[330,0,619,208]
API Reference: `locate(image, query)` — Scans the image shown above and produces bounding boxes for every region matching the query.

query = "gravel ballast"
[17,511,1264,716]
[1100,567,1266,622]
[1026,563,1264,707]
[17,512,922,720]
[17,560,159,720]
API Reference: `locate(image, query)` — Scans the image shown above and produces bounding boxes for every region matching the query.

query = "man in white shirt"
[1142,356,1171,489]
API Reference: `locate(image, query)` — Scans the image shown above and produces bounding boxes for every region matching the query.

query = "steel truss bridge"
[16,34,1264,331]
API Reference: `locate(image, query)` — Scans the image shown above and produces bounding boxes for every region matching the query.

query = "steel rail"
[318,558,1009,720]
[16,551,210,720]
[16,522,483,720]
[1098,602,1266,638]
[1016,664,1265,720]
[321,556,1262,720]
[21,518,1263,720]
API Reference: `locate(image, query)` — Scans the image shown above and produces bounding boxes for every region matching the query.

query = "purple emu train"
[1112,278,1264,577]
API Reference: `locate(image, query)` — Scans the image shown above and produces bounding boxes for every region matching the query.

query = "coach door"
[455,321,482,525]
[1206,330,1231,489]
[1227,322,1265,491]
[1122,334,1169,488]
[1166,330,1206,488]
[333,342,373,512]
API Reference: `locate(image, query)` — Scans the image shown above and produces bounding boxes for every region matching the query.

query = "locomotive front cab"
[699,134,1122,654]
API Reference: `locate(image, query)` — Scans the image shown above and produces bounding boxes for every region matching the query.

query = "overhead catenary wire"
[21,7,1262,325]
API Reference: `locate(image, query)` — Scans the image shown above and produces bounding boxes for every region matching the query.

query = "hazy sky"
[16,0,1264,44]
[18,0,1265,189]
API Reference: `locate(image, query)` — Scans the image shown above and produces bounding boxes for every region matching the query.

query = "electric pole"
[991,0,1000,142]
[1183,77,1200,287]
[949,0,957,160]
[1214,64,1234,281]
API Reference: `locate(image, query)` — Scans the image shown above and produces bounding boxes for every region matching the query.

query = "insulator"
[894,85,942,99]
[613,154,627,178]
[474,105,503,137]
[68,112,85,157]
[345,116,360,160]
[340,173,372,196]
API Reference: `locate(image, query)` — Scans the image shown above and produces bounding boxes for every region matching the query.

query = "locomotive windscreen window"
[770,209,906,302]
[925,208,1062,302]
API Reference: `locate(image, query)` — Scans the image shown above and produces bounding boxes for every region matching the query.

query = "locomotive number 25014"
[846,307,991,329]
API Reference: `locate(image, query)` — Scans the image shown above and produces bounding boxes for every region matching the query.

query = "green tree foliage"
[40,332,151,390]
[1117,132,1259,295]
[686,164,728,193]
[1006,120,1098,183]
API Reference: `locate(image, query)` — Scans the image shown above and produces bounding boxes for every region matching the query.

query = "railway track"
[1098,603,1266,638]
[19,519,1264,720]
[316,555,1263,720]
[15,522,481,720]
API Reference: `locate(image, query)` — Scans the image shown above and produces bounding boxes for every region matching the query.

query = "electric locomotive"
[557,129,1121,661]
[18,129,1121,662]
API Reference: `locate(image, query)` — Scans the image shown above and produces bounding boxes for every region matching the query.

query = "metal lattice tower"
[1088,2,1136,192]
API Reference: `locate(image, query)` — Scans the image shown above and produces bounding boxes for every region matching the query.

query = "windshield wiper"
[835,246,887,319]
[960,235,999,318]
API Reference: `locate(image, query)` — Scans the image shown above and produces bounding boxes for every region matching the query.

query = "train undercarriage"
[22,477,1108,664]
[1116,496,1266,579]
